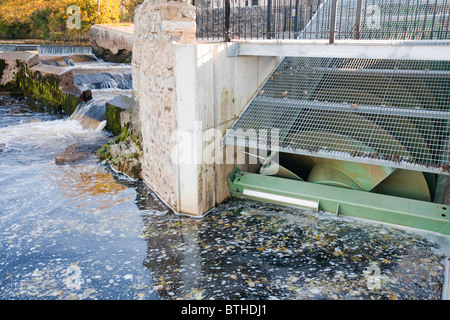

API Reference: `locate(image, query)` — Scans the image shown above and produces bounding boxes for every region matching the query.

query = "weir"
[0,0,449,301]
[0,45,132,131]
[0,44,93,55]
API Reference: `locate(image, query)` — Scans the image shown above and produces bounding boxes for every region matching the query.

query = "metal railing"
[195,0,450,42]
[223,56,450,173]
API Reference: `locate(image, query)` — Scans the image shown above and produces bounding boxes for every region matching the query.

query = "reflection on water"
[139,200,448,300]
[0,95,449,300]
[48,165,130,212]
[0,95,150,299]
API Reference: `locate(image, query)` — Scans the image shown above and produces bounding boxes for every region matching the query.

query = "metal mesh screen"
[223,57,450,174]
[301,0,450,40]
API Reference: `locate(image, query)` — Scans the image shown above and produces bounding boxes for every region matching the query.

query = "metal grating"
[301,0,450,40]
[223,57,450,174]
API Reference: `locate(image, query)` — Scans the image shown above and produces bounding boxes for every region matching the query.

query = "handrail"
[195,0,450,43]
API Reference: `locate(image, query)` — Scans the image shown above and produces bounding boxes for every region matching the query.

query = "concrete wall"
[132,0,278,216]
[173,43,278,215]
[0,51,40,87]
[0,51,87,113]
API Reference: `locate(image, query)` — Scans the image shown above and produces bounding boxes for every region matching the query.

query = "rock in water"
[114,157,141,180]
[55,144,95,165]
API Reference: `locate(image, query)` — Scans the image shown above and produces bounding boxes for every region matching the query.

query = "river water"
[0,48,449,300]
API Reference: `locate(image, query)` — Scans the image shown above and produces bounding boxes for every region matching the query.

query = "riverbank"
[0,41,139,179]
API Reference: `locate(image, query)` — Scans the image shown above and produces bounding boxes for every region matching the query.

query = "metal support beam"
[227,40,450,60]
[329,0,338,44]
[224,0,231,42]
[355,0,363,40]
[228,167,450,235]
[267,0,272,39]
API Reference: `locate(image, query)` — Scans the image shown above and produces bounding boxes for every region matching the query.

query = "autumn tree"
[0,0,140,40]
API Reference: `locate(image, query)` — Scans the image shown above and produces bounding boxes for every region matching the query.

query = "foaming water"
[0,118,107,152]
[69,103,107,132]
[46,50,134,130]
[0,95,109,157]
[73,72,132,91]
[0,95,155,300]
[69,89,131,130]
[34,46,132,132]
[40,54,99,67]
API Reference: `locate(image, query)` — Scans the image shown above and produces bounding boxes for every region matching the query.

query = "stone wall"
[0,51,86,114]
[91,24,134,63]
[0,51,40,91]
[132,0,196,212]
[132,0,278,216]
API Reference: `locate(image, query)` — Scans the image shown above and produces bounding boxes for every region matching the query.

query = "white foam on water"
[73,72,132,91]
[0,118,108,150]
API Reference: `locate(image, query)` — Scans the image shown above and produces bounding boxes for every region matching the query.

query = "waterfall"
[0,45,93,55]
[37,45,93,55]
[0,45,18,52]
[73,72,132,91]
[69,98,108,132]
[68,56,132,131]
[69,88,131,131]
[70,63,132,130]
[1,44,132,132]
[40,54,98,67]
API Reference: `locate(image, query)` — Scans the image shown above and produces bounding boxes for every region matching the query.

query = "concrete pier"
[131,0,279,216]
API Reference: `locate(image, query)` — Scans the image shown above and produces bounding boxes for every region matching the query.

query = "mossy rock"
[105,95,131,135]
[96,144,112,160]
[0,59,20,92]
[13,60,79,114]
[93,47,132,64]
[95,125,142,180]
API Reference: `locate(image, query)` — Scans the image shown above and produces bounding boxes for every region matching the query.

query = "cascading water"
[1,45,132,129]
[40,54,98,67]
[38,45,93,55]
[0,44,93,55]
[73,71,132,91]
[68,89,131,131]
[0,48,149,299]
[0,45,131,139]
[37,45,133,131]
[0,44,19,52]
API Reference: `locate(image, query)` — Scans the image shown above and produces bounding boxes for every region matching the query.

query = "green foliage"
[95,123,142,162]
[0,59,20,91]
[30,9,52,39]
[96,144,111,160]
[120,0,144,22]
[0,20,32,39]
